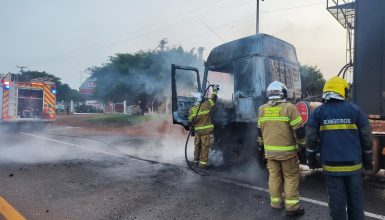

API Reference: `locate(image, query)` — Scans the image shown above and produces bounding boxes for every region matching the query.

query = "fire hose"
[46,85,216,176]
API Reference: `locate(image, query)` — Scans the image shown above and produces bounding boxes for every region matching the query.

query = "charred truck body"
[0,73,56,130]
[172,34,301,165]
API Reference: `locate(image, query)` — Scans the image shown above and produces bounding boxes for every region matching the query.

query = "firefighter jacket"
[306,100,373,176]
[188,92,217,135]
[257,101,305,160]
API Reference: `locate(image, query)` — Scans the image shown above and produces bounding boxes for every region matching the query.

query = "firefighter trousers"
[194,133,211,167]
[325,174,364,220]
[267,157,300,210]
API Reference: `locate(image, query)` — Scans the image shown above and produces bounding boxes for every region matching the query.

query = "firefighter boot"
[198,161,208,169]
[189,160,198,167]
[198,165,208,171]
[286,207,305,217]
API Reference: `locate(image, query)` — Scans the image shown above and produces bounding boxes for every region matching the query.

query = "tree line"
[88,47,201,113]
[9,47,326,112]
[86,47,326,113]
[12,71,84,103]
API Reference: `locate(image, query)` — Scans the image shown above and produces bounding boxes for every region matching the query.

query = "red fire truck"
[0,73,56,130]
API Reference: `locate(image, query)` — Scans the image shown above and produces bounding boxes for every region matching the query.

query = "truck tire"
[222,138,251,165]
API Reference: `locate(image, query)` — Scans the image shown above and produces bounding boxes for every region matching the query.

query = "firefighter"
[188,85,219,169]
[306,76,373,220]
[257,81,305,217]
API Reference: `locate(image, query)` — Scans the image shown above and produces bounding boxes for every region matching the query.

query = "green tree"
[300,65,325,98]
[56,83,85,102]
[17,71,84,102]
[18,70,60,83]
[89,46,200,113]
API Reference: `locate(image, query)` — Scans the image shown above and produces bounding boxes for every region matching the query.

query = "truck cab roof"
[205,34,299,73]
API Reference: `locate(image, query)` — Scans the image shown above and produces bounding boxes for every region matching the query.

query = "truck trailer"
[323,0,385,174]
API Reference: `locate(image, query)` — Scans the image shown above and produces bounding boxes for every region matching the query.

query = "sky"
[0,0,347,89]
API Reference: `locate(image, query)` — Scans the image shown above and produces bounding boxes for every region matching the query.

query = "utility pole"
[256,0,264,34]
[159,38,168,52]
[80,71,83,86]
[198,47,205,61]
[17,65,27,73]
[16,65,27,82]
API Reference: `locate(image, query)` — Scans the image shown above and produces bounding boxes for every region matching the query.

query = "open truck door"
[171,64,201,130]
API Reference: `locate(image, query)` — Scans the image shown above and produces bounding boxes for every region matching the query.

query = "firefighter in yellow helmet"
[322,76,349,100]
[306,76,373,220]
[188,85,219,169]
[257,81,305,217]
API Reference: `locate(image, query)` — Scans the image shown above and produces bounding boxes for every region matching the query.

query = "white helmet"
[266,81,288,100]
[193,92,203,106]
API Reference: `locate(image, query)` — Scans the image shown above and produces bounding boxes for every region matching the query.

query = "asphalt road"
[0,126,384,220]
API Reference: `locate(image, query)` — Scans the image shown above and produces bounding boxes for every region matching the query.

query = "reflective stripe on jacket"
[257,102,304,160]
[188,94,217,134]
[306,100,372,176]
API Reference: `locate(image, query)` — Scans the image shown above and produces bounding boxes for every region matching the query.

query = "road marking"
[215,177,385,220]
[0,196,26,220]
[21,132,385,220]
[21,132,125,158]
[45,126,80,131]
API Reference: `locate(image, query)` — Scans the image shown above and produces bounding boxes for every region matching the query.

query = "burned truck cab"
[171,34,301,165]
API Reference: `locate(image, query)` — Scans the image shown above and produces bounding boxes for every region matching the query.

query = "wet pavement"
[0,126,384,220]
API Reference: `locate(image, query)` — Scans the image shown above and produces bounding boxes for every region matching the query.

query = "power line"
[179,12,256,44]
[53,0,227,57]
[31,0,253,67]
[180,1,324,44]
[263,2,324,14]
[30,0,251,66]
[199,19,225,43]
[30,1,324,67]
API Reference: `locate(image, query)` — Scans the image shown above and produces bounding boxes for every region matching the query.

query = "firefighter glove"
[306,151,317,169]
[297,143,306,151]
[213,84,219,92]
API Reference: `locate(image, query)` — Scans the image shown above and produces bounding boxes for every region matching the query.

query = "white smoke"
[0,131,114,164]
[113,123,193,166]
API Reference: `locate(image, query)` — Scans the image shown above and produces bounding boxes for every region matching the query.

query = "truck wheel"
[222,138,254,166]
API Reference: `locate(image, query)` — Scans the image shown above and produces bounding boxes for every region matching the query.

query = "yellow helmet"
[323,76,349,98]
